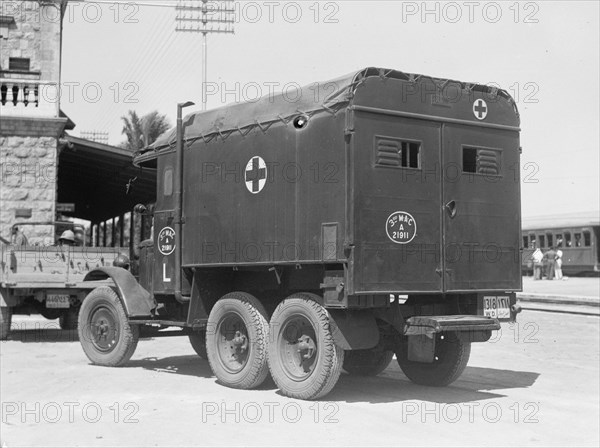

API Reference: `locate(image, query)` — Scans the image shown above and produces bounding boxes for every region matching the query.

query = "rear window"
[462,146,501,175]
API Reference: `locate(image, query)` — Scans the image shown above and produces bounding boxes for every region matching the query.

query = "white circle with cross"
[473,99,488,120]
[245,156,267,194]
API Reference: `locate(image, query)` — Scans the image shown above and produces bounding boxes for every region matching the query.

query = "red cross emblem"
[473,99,488,120]
[245,156,267,194]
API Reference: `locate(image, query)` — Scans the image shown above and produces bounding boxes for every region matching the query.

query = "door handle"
[445,200,457,218]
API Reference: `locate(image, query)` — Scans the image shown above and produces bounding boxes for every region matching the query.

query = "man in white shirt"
[532,246,544,280]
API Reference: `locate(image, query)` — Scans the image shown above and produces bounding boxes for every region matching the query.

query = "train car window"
[555,234,563,247]
[583,231,591,247]
[374,136,421,169]
[462,147,501,175]
[522,236,529,248]
[575,233,582,247]
[529,234,536,247]
[539,235,546,248]
[163,167,173,196]
[565,232,572,247]
[546,233,553,248]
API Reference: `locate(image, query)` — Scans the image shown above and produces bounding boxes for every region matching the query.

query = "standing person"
[11,226,28,246]
[544,247,557,280]
[532,245,544,280]
[555,247,564,280]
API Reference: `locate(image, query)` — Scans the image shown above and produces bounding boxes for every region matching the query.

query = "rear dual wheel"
[343,346,394,376]
[189,331,207,359]
[205,292,269,389]
[395,332,471,386]
[267,294,344,400]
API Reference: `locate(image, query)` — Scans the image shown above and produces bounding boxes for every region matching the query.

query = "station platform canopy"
[58,135,156,224]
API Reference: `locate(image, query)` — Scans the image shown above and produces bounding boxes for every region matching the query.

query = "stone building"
[0,0,71,244]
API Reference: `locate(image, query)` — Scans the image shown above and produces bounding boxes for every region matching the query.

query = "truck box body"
[140,68,521,298]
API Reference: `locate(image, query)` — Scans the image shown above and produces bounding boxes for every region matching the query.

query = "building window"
[529,234,537,248]
[555,233,563,247]
[375,136,420,169]
[565,232,572,247]
[9,57,30,71]
[583,231,591,247]
[462,147,501,175]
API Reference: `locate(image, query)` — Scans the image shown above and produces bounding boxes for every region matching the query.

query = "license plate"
[483,295,510,319]
[46,294,70,309]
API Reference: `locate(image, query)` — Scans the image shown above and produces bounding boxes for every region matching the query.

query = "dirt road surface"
[1,310,598,447]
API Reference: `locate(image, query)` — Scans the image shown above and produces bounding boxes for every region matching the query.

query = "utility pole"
[175,1,235,111]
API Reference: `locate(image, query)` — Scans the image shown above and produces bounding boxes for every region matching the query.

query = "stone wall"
[0,135,57,244]
[1,1,63,83]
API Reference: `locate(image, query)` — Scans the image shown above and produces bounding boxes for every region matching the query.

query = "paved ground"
[1,310,598,447]
[521,276,599,300]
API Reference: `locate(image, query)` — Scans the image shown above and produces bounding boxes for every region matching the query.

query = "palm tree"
[121,110,170,151]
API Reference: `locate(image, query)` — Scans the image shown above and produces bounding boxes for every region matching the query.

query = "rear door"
[352,112,443,293]
[441,125,521,291]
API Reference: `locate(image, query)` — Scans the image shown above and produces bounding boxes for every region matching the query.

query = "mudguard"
[83,267,156,318]
[328,309,379,350]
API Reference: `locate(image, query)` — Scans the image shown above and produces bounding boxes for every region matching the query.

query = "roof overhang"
[58,135,156,223]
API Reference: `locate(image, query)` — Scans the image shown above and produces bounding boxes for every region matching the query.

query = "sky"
[59,0,600,219]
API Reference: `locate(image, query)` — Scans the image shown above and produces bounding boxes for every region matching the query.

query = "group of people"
[10,227,85,247]
[531,245,564,280]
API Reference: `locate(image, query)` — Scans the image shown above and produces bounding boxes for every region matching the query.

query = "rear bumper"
[404,315,500,336]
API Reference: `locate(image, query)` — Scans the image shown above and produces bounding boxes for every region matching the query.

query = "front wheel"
[205,292,270,389]
[395,332,471,386]
[78,287,139,367]
[268,294,344,400]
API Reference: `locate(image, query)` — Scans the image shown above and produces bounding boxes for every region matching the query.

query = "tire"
[343,347,394,376]
[40,308,63,321]
[268,293,344,400]
[189,331,207,359]
[78,287,139,367]
[0,306,12,340]
[60,308,79,330]
[206,292,269,389]
[395,332,471,386]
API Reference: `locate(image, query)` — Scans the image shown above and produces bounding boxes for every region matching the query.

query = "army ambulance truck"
[76,68,523,400]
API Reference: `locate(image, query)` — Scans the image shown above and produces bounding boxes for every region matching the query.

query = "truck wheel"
[189,331,207,359]
[60,308,79,330]
[206,292,269,389]
[268,294,344,400]
[40,308,63,321]
[395,332,471,386]
[0,307,12,340]
[78,287,139,367]
[343,347,394,376]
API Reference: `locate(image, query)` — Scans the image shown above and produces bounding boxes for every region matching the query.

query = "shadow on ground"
[118,353,540,405]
